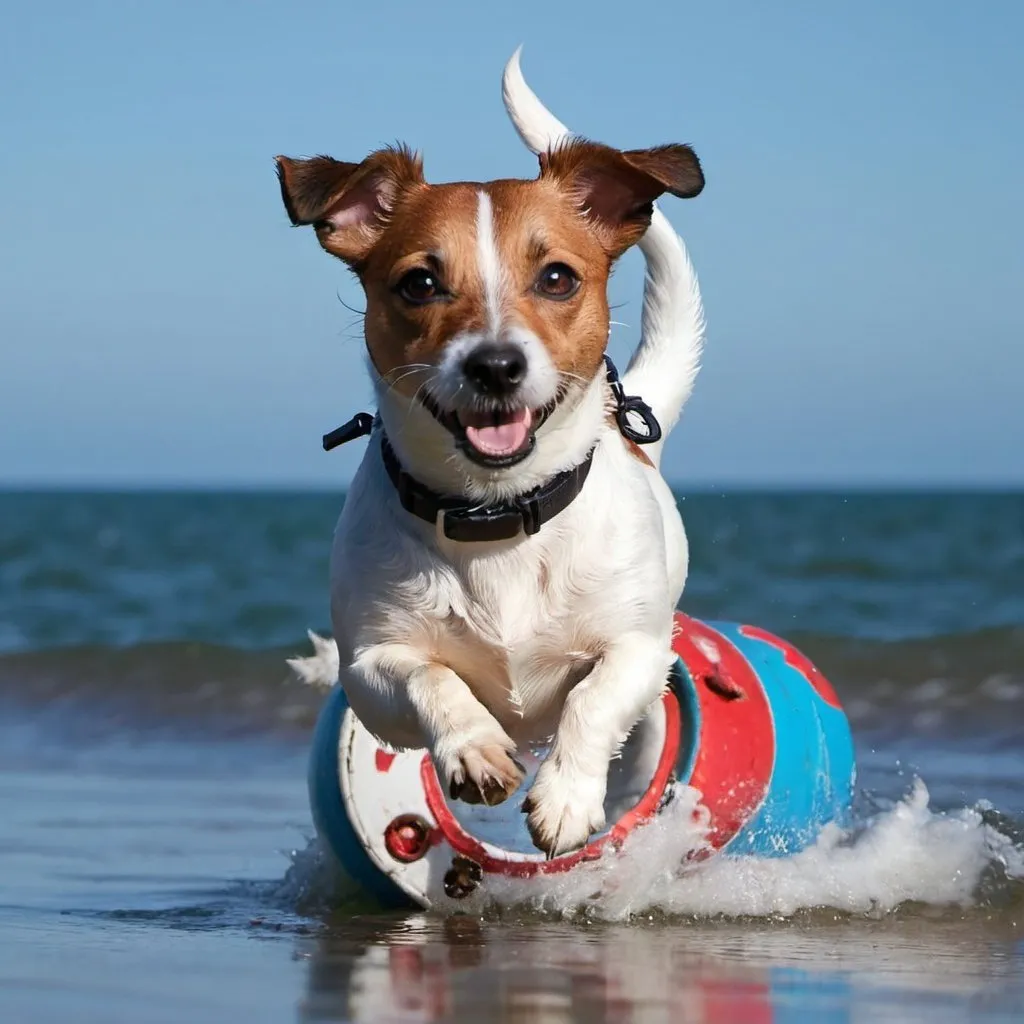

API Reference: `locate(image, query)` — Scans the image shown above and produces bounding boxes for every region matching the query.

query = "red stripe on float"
[672,614,775,854]
[420,685,682,877]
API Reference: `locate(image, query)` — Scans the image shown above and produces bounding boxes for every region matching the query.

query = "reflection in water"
[296,913,1024,1023]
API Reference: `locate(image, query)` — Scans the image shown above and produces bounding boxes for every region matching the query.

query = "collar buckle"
[519,497,542,536]
[442,505,526,543]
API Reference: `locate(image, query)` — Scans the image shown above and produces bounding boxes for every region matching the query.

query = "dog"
[281,50,705,857]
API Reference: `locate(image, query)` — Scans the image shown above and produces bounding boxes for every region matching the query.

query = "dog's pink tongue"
[462,407,533,457]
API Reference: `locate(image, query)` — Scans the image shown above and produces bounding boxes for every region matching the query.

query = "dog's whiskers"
[401,375,443,432]
[380,362,433,381]
[335,291,366,318]
[557,370,588,387]
[382,364,434,394]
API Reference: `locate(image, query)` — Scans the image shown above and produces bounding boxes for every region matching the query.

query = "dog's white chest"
[423,520,622,737]
[435,537,609,735]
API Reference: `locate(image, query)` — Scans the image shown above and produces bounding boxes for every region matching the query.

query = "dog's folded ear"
[275,146,424,266]
[540,139,704,257]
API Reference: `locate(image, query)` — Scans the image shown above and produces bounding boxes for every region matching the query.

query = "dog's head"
[276,138,702,489]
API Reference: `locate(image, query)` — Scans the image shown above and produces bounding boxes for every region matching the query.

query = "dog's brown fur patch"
[275,138,703,395]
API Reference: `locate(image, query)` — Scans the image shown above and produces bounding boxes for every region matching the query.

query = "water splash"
[480,779,1024,921]
[280,779,1024,922]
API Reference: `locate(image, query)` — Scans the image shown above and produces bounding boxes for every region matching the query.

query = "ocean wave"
[1,626,1022,739]
[0,641,324,738]
[3,491,1022,654]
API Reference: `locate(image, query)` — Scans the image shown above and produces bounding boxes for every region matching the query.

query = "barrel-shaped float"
[308,612,856,909]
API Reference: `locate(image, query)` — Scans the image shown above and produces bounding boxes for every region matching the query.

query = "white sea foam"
[281,778,1024,921]
[475,779,1024,921]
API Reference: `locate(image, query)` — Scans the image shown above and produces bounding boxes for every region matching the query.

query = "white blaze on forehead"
[475,190,507,336]
[428,188,558,420]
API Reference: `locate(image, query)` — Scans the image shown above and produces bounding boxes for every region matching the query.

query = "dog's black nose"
[463,343,527,396]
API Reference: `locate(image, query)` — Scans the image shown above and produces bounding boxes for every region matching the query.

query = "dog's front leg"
[348,644,526,807]
[523,633,675,857]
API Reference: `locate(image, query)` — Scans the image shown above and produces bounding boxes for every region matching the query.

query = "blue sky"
[2,0,1021,487]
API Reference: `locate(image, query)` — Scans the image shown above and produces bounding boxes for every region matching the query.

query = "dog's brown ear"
[275,146,425,266]
[540,138,704,257]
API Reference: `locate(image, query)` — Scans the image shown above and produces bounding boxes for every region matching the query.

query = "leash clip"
[604,356,662,445]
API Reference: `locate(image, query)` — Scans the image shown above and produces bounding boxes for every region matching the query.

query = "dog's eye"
[535,263,580,300]
[396,268,444,305]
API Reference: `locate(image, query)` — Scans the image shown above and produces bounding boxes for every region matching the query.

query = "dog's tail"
[287,630,340,690]
[501,48,705,454]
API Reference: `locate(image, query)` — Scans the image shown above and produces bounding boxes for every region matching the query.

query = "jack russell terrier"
[281,50,706,857]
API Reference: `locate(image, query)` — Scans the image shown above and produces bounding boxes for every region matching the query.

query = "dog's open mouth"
[422,397,557,469]
[421,390,564,470]
[458,407,534,461]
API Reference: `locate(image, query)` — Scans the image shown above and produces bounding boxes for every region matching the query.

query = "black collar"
[321,357,659,543]
[381,433,593,542]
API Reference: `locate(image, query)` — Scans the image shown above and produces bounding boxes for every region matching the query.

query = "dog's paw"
[522,762,606,858]
[446,744,526,807]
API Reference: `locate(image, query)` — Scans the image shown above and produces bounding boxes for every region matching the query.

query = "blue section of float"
[711,622,856,858]
[668,659,702,787]
[307,685,413,909]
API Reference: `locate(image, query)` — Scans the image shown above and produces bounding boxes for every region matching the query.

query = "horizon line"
[2,480,1022,495]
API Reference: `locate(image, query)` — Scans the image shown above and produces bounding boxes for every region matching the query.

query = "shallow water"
[1,490,1023,1021]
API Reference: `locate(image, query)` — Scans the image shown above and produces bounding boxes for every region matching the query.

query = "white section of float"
[337,709,555,907]
[336,712,436,905]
